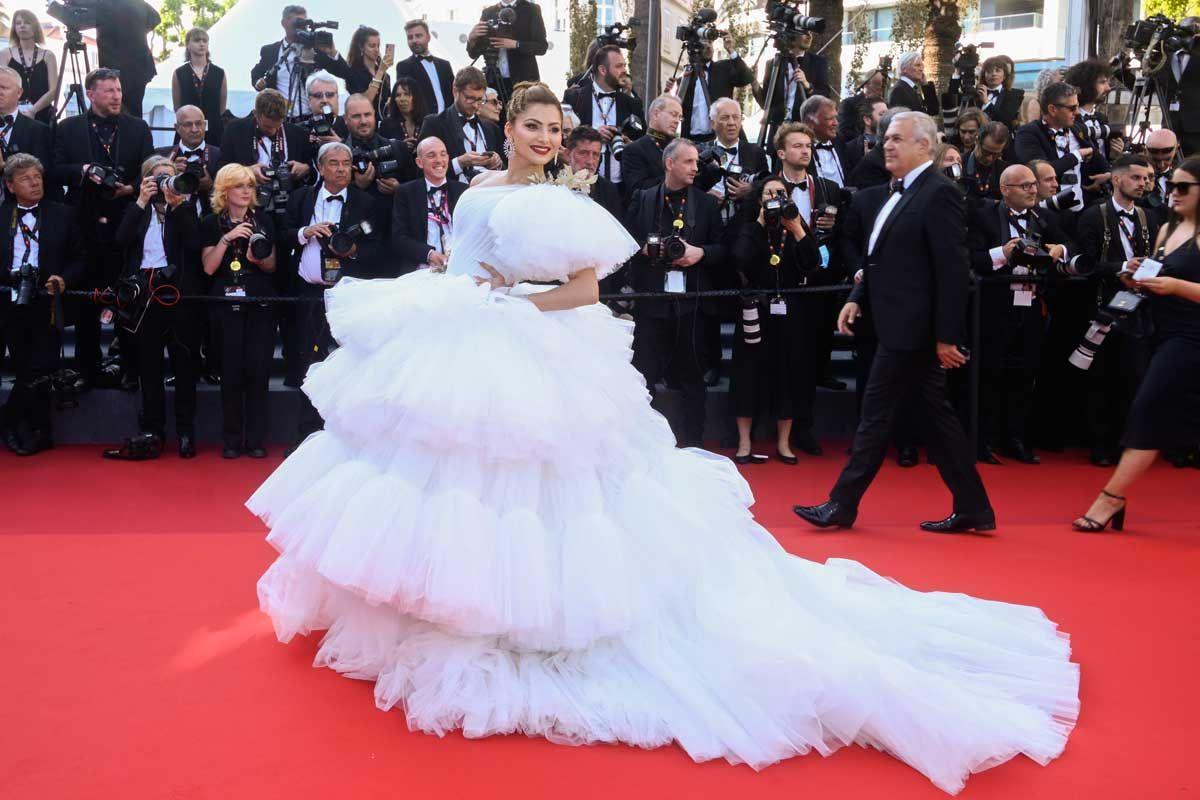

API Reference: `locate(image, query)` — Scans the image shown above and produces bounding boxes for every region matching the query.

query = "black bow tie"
[462,115,479,127]
[596,91,617,99]
[1008,210,1029,224]
[1117,209,1136,220]
[17,205,37,215]
[787,179,808,193]
[427,185,444,198]
[1047,126,1067,137]
[988,88,1001,97]
[416,54,433,61]
[326,194,345,203]
[721,145,738,156]
[889,179,904,195]
[814,142,835,151]
[179,146,203,156]
[0,115,14,126]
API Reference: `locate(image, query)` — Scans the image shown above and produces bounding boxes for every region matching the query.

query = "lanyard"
[14,210,38,265]
[220,211,253,264]
[190,61,209,97]
[256,127,286,163]
[90,117,119,164]
[663,192,687,233]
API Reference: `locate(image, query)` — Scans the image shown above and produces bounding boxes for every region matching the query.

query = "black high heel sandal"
[1073,489,1127,532]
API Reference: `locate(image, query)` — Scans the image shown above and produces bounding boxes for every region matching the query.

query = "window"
[976,0,1044,31]
[842,8,895,45]
[596,0,617,28]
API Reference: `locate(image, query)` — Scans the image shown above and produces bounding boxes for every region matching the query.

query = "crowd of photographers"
[1,1,1198,470]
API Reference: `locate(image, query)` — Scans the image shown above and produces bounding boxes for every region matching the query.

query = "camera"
[1069,291,1146,370]
[154,171,199,197]
[247,231,273,261]
[294,18,338,51]
[485,5,517,37]
[98,273,156,333]
[1123,14,1192,54]
[45,0,98,34]
[597,20,639,51]
[765,0,825,37]
[256,164,293,213]
[1040,188,1081,212]
[1009,233,1094,277]
[676,8,725,57]
[952,43,981,92]
[4,262,39,306]
[762,194,799,223]
[304,105,336,138]
[741,295,762,345]
[696,145,745,187]
[85,163,122,192]
[610,116,645,162]
[179,150,206,178]
[352,144,402,178]
[646,233,687,265]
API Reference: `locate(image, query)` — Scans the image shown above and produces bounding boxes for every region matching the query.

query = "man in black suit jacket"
[666,40,754,143]
[562,46,645,191]
[1156,29,1200,156]
[561,125,630,310]
[838,69,885,144]
[95,0,160,117]
[390,136,467,275]
[0,67,52,202]
[754,33,831,150]
[216,90,313,192]
[1,155,85,455]
[52,68,154,388]
[794,111,993,532]
[419,67,505,184]
[250,5,352,118]
[466,0,549,90]
[1138,128,1179,227]
[887,52,939,116]
[966,163,1074,465]
[800,95,851,187]
[620,94,681,200]
[704,97,768,227]
[395,20,455,115]
[624,137,728,447]
[1014,82,1111,210]
[155,105,221,216]
[344,94,416,244]
[843,96,886,178]
[846,106,907,189]
[963,121,1011,203]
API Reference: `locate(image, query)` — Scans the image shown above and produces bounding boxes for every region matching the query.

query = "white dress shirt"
[812,140,844,187]
[783,170,815,225]
[1111,197,1138,262]
[452,114,485,182]
[297,185,347,284]
[10,207,38,300]
[591,82,621,183]
[423,179,451,267]
[274,41,298,101]
[496,0,517,79]
[689,66,712,137]
[140,208,169,270]
[421,57,447,113]
[867,159,932,255]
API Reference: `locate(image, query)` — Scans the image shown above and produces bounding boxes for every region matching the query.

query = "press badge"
[225,285,246,298]
[1170,101,1181,112]
[666,270,686,293]
[818,244,831,269]
[770,298,788,315]
[1013,289,1033,306]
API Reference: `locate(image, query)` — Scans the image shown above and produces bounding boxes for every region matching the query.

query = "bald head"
[174,105,206,148]
[1000,164,1037,211]
[1145,128,1179,174]
[415,136,449,182]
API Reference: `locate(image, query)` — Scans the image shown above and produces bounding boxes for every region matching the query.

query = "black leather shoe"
[178,435,196,459]
[1000,438,1040,464]
[776,450,798,465]
[247,447,267,459]
[732,452,768,465]
[793,431,823,456]
[222,446,242,459]
[102,433,161,461]
[793,501,856,529]
[977,445,1002,465]
[3,427,32,456]
[897,446,919,467]
[920,511,997,534]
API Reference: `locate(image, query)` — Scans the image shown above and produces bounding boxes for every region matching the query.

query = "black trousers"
[831,347,991,514]
[633,309,708,445]
[212,303,274,449]
[854,330,918,451]
[120,75,147,118]
[980,301,1044,444]
[2,304,59,434]
[72,242,136,380]
[1083,332,1147,453]
[294,282,334,440]
[137,300,199,437]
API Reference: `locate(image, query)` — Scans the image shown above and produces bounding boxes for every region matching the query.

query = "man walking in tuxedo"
[395,20,455,116]
[562,45,644,193]
[419,67,504,184]
[794,111,994,533]
[391,136,466,275]
[466,0,549,94]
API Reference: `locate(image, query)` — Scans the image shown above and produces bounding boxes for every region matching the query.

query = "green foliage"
[567,0,598,83]
[891,0,928,53]
[1144,0,1200,17]
[152,0,238,60]
[846,6,873,92]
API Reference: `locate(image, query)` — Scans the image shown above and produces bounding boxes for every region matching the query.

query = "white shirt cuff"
[989,246,1006,269]
[451,156,465,177]
[297,228,310,246]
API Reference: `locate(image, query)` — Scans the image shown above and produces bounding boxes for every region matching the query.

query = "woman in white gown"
[248,83,1079,795]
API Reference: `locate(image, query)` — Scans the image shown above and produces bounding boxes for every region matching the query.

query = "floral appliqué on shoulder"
[528,165,598,196]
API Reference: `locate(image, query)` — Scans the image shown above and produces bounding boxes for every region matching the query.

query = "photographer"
[887,52,939,116]
[466,0,549,92]
[846,105,908,189]
[390,136,466,275]
[0,66,53,202]
[0,154,83,456]
[1158,18,1200,157]
[729,175,823,464]
[344,92,415,241]
[944,107,986,157]
[418,67,504,184]
[94,0,160,117]
[217,89,313,194]
[200,163,277,459]
[562,45,645,191]
[1015,82,1111,210]
[563,126,622,220]
[800,95,847,187]
[251,5,351,121]
[668,35,754,143]
[1072,155,1200,531]
[284,142,381,448]
[703,98,766,224]
[52,67,153,391]
[102,156,202,461]
[967,163,1074,464]
[303,71,347,150]
[624,137,728,447]
[754,31,829,149]
[1063,58,1120,161]
[394,20,454,116]
[843,96,886,177]
[975,55,1023,132]
[619,94,682,198]
[838,68,884,145]
[1073,154,1159,465]
[156,106,220,216]
[1139,128,1179,223]
[963,121,1010,202]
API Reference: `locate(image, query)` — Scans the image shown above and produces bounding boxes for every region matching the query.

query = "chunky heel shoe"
[1073,489,1127,532]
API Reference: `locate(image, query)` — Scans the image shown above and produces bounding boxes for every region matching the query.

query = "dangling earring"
[553,149,560,170]
[503,139,514,160]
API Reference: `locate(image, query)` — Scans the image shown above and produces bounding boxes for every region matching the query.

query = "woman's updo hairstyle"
[507,81,563,121]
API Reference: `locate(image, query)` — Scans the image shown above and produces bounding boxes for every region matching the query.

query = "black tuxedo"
[216,114,313,172]
[755,52,830,133]
[1,114,53,202]
[249,40,352,92]
[467,0,549,86]
[389,178,467,275]
[977,86,1023,131]
[1014,120,1111,206]
[418,106,505,182]
[707,139,769,223]
[561,82,644,183]
[810,138,850,187]
[618,133,669,200]
[831,166,989,514]
[155,142,222,216]
[846,144,890,190]
[1157,42,1200,155]
[887,78,939,115]
[95,0,159,116]
[395,54,455,115]
[677,57,754,138]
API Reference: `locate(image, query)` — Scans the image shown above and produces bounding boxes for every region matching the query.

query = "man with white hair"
[706,97,765,221]
[304,70,348,144]
[888,52,936,115]
[800,94,847,187]
[794,111,995,534]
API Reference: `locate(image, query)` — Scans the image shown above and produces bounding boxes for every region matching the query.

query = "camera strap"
[12,207,39,267]
[89,116,119,166]
[256,126,287,164]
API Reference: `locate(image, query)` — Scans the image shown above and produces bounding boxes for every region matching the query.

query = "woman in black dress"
[172,28,227,146]
[1074,157,1200,531]
[730,177,822,465]
[379,77,425,154]
[0,9,58,124]
[346,26,393,123]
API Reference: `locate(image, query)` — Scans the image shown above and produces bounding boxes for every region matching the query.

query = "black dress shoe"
[896,446,919,467]
[222,446,242,459]
[920,511,997,534]
[102,433,161,461]
[977,445,1002,465]
[178,435,196,459]
[732,453,768,465]
[3,427,32,456]
[776,450,799,465]
[793,431,823,456]
[817,377,848,391]
[1000,438,1040,464]
[247,447,267,459]
[793,501,856,529]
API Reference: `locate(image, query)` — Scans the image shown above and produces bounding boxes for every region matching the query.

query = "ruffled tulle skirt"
[249,271,1079,795]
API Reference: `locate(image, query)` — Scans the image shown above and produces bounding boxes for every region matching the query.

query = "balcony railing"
[973,12,1044,32]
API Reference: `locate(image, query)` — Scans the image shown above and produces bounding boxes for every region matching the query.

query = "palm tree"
[923,0,963,90]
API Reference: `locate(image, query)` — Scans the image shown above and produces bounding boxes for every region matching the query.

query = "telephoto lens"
[248,232,273,261]
[156,171,199,196]
[741,296,762,345]
[1068,320,1112,370]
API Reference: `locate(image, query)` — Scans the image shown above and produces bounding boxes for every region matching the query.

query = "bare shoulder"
[470,169,507,188]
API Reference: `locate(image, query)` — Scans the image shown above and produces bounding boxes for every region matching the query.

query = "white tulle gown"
[248,180,1079,795]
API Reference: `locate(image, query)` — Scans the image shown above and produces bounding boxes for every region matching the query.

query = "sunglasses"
[1146,147,1176,156]
[1165,180,1199,195]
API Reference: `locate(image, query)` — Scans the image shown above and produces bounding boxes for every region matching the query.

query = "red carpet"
[2,445,1198,799]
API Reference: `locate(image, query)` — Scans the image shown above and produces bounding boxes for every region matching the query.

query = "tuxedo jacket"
[977,86,1023,130]
[561,82,644,130]
[589,174,624,222]
[967,200,1071,276]
[216,114,313,171]
[466,0,549,84]
[418,107,505,182]
[755,52,831,124]
[1013,120,1111,199]
[1158,42,1200,133]
[623,182,729,317]
[846,144,889,190]
[250,41,352,88]
[4,114,52,166]
[618,134,667,200]
[390,177,467,274]
[114,201,203,292]
[395,54,455,116]
[51,112,154,240]
[282,184,385,281]
[0,200,86,296]
[845,168,970,349]
[96,0,159,84]
[887,79,939,116]
[678,57,754,135]
[1076,200,1159,279]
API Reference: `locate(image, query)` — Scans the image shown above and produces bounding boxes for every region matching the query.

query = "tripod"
[669,45,713,140]
[52,28,90,120]
[754,36,805,149]
[479,50,511,118]
[1123,67,1175,149]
